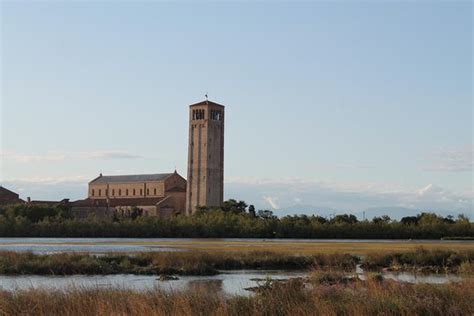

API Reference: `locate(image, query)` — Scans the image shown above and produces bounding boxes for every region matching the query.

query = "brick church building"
[71,99,225,218]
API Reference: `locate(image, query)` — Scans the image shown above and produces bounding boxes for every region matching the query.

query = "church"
[71,99,225,218]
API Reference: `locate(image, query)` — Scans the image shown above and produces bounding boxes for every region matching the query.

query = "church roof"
[90,173,174,184]
[0,186,20,198]
[71,197,166,207]
[189,100,225,108]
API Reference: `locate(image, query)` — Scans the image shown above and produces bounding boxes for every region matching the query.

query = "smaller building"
[71,171,187,218]
[0,186,23,205]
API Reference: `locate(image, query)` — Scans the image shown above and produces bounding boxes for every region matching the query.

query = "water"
[0,268,463,296]
[0,238,181,253]
[355,264,462,284]
[0,238,467,293]
[0,270,305,296]
[0,238,470,254]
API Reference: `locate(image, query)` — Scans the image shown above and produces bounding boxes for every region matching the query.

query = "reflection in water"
[0,271,306,297]
[0,268,463,297]
[356,264,462,284]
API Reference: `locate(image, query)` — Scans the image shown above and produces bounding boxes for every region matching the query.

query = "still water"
[0,238,469,254]
[0,238,467,294]
[0,269,462,296]
[0,270,305,296]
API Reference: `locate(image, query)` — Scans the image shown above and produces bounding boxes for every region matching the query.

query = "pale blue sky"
[1,1,472,215]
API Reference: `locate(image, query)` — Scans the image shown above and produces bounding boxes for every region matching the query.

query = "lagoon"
[0,238,471,254]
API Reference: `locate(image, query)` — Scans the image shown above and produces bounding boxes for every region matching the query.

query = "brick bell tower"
[186,99,225,214]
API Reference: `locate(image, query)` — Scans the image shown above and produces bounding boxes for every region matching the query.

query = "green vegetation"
[0,201,472,238]
[0,251,358,276]
[0,249,472,276]
[0,278,472,315]
[364,248,474,273]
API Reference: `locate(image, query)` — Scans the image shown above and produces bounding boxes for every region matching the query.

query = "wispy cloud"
[225,177,473,214]
[1,151,143,163]
[424,146,473,172]
[3,176,91,185]
[263,196,280,209]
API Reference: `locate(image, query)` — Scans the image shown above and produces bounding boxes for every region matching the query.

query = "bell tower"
[186,100,225,214]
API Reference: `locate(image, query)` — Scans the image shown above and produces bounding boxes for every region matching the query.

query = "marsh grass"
[0,278,472,315]
[0,251,358,275]
[0,248,472,276]
[363,247,474,273]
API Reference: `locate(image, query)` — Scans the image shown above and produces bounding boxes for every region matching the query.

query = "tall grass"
[364,247,474,273]
[0,278,472,315]
[0,251,358,275]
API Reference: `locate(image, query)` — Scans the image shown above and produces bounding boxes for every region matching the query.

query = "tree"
[257,210,276,220]
[401,216,418,225]
[248,205,256,217]
[130,207,143,220]
[456,214,470,224]
[330,214,358,225]
[372,215,391,224]
[222,199,248,214]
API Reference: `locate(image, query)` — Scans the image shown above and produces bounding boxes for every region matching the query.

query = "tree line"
[0,199,472,238]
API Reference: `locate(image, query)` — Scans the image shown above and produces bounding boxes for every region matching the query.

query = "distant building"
[73,171,186,218]
[186,100,225,214]
[70,99,226,218]
[0,186,23,205]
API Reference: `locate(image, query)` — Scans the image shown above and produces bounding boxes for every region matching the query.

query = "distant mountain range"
[273,205,472,220]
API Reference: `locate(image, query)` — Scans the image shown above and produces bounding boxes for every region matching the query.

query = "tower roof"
[189,100,225,108]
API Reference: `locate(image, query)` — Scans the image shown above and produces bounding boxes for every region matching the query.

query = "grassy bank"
[364,248,474,273]
[0,251,358,276]
[0,248,473,276]
[124,239,474,254]
[0,278,472,315]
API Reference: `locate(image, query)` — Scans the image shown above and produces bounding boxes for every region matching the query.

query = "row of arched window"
[91,187,157,197]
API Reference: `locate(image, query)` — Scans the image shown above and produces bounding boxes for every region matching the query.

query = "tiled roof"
[166,186,186,193]
[0,186,19,197]
[90,173,173,184]
[71,197,165,207]
[189,100,225,108]
[70,199,108,207]
[108,197,164,207]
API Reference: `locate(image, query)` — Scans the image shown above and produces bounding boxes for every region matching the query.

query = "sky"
[0,1,472,218]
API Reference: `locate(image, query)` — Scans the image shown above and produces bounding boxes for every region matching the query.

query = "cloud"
[3,176,91,185]
[1,176,472,217]
[1,151,143,163]
[425,146,473,172]
[1,176,90,201]
[263,196,280,209]
[225,177,473,215]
